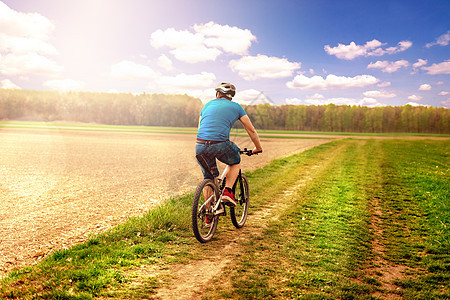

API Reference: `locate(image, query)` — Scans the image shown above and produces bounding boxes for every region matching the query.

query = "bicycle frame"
[198,165,228,217]
[198,148,254,211]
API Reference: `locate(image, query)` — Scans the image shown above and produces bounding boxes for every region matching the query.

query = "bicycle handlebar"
[240,148,262,156]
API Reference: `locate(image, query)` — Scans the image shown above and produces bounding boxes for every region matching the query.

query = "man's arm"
[239,115,262,153]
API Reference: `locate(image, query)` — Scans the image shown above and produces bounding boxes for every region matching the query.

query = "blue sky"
[1,0,449,107]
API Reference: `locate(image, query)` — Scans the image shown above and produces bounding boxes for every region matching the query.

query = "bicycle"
[192,148,257,243]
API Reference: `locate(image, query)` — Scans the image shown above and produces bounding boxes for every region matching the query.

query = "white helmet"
[215,82,236,98]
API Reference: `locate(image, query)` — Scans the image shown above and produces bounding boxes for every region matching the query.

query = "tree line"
[244,103,449,134]
[0,89,203,127]
[0,89,449,133]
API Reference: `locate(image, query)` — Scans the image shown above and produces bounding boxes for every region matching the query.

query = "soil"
[0,127,333,278]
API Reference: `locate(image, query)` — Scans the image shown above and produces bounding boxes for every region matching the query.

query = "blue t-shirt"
[197,98,247,141]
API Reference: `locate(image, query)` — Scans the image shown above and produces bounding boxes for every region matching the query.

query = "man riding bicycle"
[195,82,263,225]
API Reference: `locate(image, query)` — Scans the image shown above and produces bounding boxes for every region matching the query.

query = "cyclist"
[196,82,262,225]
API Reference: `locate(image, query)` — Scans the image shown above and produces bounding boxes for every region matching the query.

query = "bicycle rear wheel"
[192,179,219,243]
[230,173,249,228]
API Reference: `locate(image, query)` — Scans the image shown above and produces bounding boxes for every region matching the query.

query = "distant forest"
[0,89,449,134]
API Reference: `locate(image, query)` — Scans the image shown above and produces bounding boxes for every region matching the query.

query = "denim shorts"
[195,140,241,179]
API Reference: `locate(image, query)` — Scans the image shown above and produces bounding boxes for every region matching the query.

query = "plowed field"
[0,128,332,276]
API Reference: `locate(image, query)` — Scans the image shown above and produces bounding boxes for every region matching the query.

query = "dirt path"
[152,177,305,299]
[0,128,333,277]
[151,144,345,299]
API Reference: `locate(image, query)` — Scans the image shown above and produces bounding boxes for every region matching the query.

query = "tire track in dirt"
[360,143,411,299]
[368,196,407,299]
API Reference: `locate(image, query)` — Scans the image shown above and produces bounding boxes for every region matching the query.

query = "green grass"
[211,140,377,299]
[2,120,449,138]
[1,139,449,299]
[376,140,450,299]
[206,139,449,299]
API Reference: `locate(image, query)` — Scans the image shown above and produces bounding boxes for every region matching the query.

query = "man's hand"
[251,147,263,155]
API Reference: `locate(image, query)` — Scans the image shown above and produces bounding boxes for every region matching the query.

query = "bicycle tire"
[192,179,219,243]
[230,173,249,228]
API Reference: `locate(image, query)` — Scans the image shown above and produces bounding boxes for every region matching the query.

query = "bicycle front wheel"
[230,173,249,228]
[192,179,219,243]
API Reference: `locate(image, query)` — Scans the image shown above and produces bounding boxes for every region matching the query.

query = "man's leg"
[221,163,240,206]
[202,186,213,206]
[225,163,240,189]
[215,141,241,206]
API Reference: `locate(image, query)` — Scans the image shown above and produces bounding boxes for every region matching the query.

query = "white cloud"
[426,30,450,48]
[150,22,256,63]
[285,93,383,106]
[172,46,221,64]
[149,72,216,98]
[304,93,327,105]
[418,84,432,91]
[380,41,413,55]
[411,59,428,74]
[110,60,157,79]
[157,54,173,71]
[44,79,85,92]
[438,91,449,96]
[193,22,256,55]
[324,39,412,60]
[286,93,332,106]
[413,59,428,69]
[422,60,450,75]
[285,97,303,105]
[150,28,221,63]
[150,28,198,49]
[0,79,21,89]
[0,52,62,76]
[361,97,384,107]
[324,39,382,60]
[229,54,301,80]
[363,90,396,98]
[286,74,379,90]
[367,60,409,73]
[235,89,261,103]
[377,81,391,88]
[408,95,423,101]
[0,33,58,56]
[406,102,428,107]
[235,89,274,105]
[310,96,379,106]
[0,2,61,77]
[0,2,54,40]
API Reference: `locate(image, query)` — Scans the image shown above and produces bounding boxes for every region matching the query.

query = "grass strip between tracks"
[1,139,449,299]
